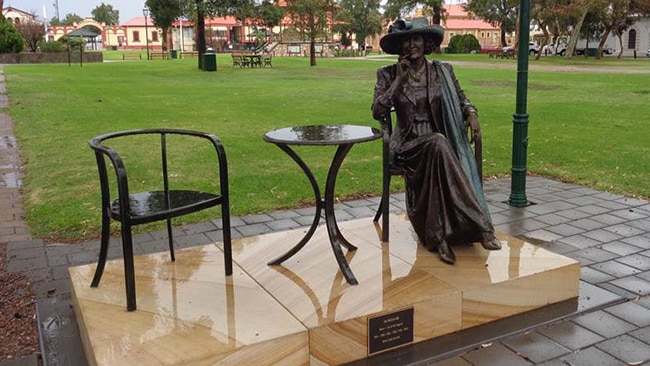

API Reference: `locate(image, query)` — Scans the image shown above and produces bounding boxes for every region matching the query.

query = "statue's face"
[401,35,424,60]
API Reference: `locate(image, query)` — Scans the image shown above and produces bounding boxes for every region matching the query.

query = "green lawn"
[5,54,650,242]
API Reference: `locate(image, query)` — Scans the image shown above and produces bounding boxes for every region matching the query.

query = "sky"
[6,0,145,23]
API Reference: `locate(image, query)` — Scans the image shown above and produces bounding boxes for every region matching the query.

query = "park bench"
[181,51,199,58]
[122,52,142,60]
[148,52,170,60]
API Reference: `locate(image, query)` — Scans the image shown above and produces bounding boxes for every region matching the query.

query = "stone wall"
[0,52,103,64]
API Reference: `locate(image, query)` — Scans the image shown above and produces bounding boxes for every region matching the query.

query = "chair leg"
[373,199,383,222]
[373,186,391,242]
[382,195,389,242]
[121,223,137,311]
[166,218,175,262]
[91,212,111,287]
[222,204,233,276]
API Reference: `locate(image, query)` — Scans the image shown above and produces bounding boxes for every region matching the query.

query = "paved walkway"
[1,65,649,365]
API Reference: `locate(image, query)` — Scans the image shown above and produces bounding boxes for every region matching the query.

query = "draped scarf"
[433,61,491,220]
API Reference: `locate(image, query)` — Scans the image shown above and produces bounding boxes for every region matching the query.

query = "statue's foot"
[480,233,502,250]
[437,241,456,265]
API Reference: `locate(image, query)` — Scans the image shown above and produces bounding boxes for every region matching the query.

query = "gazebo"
[64,28,101,50]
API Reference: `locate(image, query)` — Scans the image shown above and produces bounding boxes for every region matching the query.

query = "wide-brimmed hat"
[379,17,444,55]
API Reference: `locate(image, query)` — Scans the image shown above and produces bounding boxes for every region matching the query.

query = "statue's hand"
[467,112,480,144]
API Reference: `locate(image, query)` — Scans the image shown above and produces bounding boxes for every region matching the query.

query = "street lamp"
[143,7,150,60]
[508,0,531,207]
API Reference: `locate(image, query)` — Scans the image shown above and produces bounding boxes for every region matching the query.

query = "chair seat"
[110,190,223,224]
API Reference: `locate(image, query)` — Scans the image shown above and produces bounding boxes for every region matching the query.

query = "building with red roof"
[441,4,512,48]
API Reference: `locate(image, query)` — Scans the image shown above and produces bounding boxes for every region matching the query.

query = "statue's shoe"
[437,241,456,265]
[481,233,502,250]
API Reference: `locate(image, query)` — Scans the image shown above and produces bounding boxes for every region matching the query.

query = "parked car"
[502,41,539,55]
[480,44,501,54]
[646,49,650,57]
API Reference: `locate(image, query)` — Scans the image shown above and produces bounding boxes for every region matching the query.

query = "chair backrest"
[89,129,229,219]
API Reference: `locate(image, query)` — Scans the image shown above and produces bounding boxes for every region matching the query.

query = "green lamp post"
[508,0,531,207]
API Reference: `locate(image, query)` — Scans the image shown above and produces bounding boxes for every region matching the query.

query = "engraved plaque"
[368,307,414,355]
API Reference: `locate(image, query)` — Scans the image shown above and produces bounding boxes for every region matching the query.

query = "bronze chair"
[373,111,483,242]
[89,129,233,311]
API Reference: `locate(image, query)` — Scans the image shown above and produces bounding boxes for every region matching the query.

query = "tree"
[335,0,382,50]
[92,3,120,25]
[286,0,336,66]
[599,0,650,59]
[256,0,285,34]
[0,16,25,53]
[563,0,594,58]
[55,13,84,25]
[146,0,182,51]
[464,0,518,47]
[179,0,249,68]
[16,20,46,52]
[579,8,605,55]
[447,33,481,53]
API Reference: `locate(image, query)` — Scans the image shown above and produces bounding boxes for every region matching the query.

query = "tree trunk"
[565,7,588,59]
[615,29,624,59]
[501,29,508,47]
[166,26,174,51]
[310,37,317,66]
[196,0,206,69]
[536,25,550,60]
[162,28,168,51]
[595,27,612,60]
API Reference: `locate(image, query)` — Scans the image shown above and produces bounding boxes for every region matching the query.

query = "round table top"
[264,125,381,146]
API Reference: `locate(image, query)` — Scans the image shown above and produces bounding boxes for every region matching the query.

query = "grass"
[5,53,650,242]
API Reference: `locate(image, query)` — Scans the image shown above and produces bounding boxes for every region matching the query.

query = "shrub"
[447,34,481,54]
[58,36,86,51]
[0,16,25,53]
[39,40,66,53]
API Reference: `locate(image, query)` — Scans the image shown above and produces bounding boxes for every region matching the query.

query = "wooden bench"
[148,52,170,60]
[122,52,142,60]
[181,51,199,59]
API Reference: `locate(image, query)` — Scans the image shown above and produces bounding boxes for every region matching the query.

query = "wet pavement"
[1,64,650,365]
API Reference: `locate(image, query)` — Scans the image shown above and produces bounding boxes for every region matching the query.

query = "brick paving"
[1,64,650,365]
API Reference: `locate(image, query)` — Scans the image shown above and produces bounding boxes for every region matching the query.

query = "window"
[627,29,636,49]
[152,31,159,42]
[133,31,140,42]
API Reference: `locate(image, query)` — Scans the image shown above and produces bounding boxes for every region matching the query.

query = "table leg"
[267,143,323,265]
[325,144,358,285]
